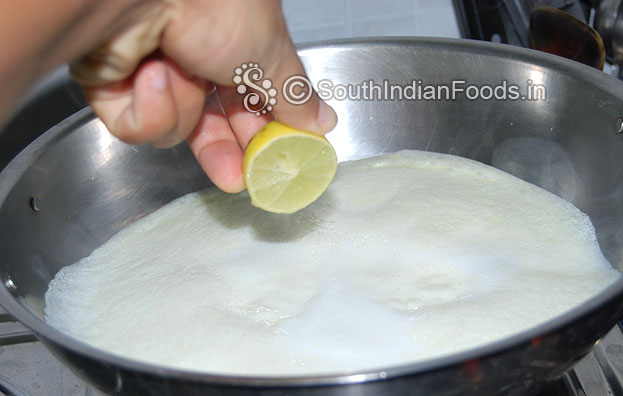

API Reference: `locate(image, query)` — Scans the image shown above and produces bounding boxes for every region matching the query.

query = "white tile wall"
[282,0,460,44]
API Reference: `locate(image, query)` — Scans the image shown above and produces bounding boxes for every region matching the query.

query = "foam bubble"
[44,150,622,375]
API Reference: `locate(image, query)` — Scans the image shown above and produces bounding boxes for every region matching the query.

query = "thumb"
[259,39,338,134]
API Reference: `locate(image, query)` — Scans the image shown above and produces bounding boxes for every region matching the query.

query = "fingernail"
[317,100,338,132]
[150,65,168,92]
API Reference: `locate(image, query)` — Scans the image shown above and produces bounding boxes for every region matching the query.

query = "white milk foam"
[44,150,622,375]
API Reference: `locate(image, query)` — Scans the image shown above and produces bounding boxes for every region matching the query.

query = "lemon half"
[243,121,338,214]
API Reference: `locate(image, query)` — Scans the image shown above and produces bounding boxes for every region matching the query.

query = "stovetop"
[0,307,105,396]
[0,305,621,396]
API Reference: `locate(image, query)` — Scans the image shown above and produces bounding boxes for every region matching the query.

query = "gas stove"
[0,306,104,396]
[0,303,621,396]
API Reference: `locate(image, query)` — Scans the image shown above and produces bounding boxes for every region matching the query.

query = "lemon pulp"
[243,121,337,214]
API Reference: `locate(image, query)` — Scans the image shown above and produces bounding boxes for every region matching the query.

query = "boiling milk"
[44,150,622,375]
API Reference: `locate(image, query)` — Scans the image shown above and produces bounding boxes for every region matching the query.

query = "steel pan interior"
[0,38,622,395]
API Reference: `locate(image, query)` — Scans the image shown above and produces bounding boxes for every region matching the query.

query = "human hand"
[70,0,338,193]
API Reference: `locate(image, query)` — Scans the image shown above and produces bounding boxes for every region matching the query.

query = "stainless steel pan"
[0,38,622,396]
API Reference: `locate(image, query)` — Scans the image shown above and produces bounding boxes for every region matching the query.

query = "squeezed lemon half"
[243,121,338,214]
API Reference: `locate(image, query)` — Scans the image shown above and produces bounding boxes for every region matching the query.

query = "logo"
[282,75,313,105]
[232,62,547,115]
[232,62,278,116]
